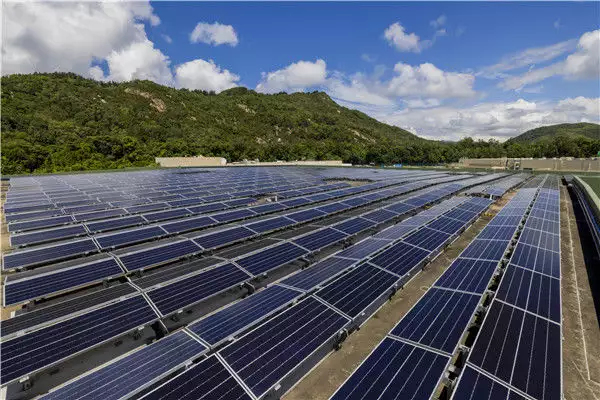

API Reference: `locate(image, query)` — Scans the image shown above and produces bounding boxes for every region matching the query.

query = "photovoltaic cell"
[461,239,510,262]
[362,209,397,223]
[390,288,479,354]
[452,365,527,400]
[336,238,390,260]
[147,263,251,316]
[236,242,308,276]
[3,257,123,306]
[292,228,348,251]
[246,216,296,233]
[160,216,216,234]
[96,226,166,249]
[211,209,256,223]
[510,243,560,278]
[10,224,88,247]
[193,226,256,250]
[434,258,499,294]
[0,295,157,385]
[316,264,398,318]
[370,242,430,276]
[8,215,73,233]
[219,297,349,398]
[331,337,449,400]
[41,331,207,400]
[403,227,451,251]
[280,257,357,291]
[140,355,251,400]
[188,285,301,346]
[118,240,202,272]
[287,208,326,223]
[86,215,145,233]
[3,239,98,270]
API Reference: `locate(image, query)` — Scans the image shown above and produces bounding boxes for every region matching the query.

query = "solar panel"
[316,202,350,214]
[452,365,528,400]
[41,330,207,400]
[188,285,302,346]
[146,263,251,316]
[3,238,98,270]
[208,209,255,223]
[280,257,357,291]
[86,215,145,233]
[3,256,124,306]
[96,226,166,249]
[316,264,398,318]
[334,217,376,235]
[478,225,517,241]
[331,337,450,400]
[8,215,74,233]
[0,295,157,385]
[193,226,256,250]
[140,355,252,400]
[434,258,499,294]
[280,197,311,208]
[340,197,370,207]
[224,197,257,207]
[219,296,349,399]
[495,264,561,322]
[336,238,391,260]
[307,193,333,202]
[249,203,286,214]
[467,301,561,400]
[369,242,431,276]
[10,224,88,247]
[287,208,327,222]
[187,202,228,214]
[390,288,479,354]
[403,227,452,251]
[125,202,168,214]
[293,228,348,251]
[160,216,216,234]
[143,208,191,222]
[236,242,308,276]
[118,240,202,272]
[245,216,296,233]
[461,239,510,261]
[1,284,138,338]
[427,216,468,235]
[4,209,64,223]
[73,208,127,222]
[510,242,560,278]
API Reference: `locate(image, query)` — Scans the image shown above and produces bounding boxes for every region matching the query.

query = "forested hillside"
[508,123,600,143]
[2,73,600,174]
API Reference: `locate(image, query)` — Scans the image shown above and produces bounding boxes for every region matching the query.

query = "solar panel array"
[0,167,521,399]
[330,176,554,400]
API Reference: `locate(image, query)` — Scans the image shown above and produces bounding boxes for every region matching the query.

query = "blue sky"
[3,1,599,140]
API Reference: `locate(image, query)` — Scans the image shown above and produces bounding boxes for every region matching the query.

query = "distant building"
[155,156,227,167]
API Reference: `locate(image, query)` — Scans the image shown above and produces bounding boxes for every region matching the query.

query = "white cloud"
[175,59,239,93]
[365,97,600,141]
[500,30,599,90]
[256,59,327,93]
[384,22,423,53]
[190,22,238,47]
[327,72,393,106]
[98,39,174,85]
[2,2,160,76]
[361,54,376,63]
[478,38,577,79]
[162,34,172,44]
[388,63,476,98]
[430,15,447,29]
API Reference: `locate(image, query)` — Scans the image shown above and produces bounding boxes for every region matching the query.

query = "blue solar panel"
[4,209,64,223]
[331,337,450,400]
[468,301,561,400]
[510,242,560,278]
[403,227,452,251]
[246,216,296,233]
[293,228,348,251]
[362,209,397,223]
[160,216,216,234]
[370,242,431,276]
[316,202,350,214]
[96,226,166,249]
[41,330,207,400]
[8,215,73,233]
[73,208,127,222]
[212,209,256,222]
[0,295,157,385]
[3,238,98,270]
[10,224,88,247]
[147,263,251,316]
[391,288,479,354]
[141,355,252,400]
[143,208,191,222]
[236,242,308,276]
[219,296,349,398]
[478,225,517,241]
[496,264,561,322]
[334,217,376,235]
[340,197,370,207]
[86,215,145,233]
[316,264,398,318]
[193,226,256,250]
[461,239,510,261]
[373,223,418,240]
[4,257,124,306]
[280,197,311,208]
[125,202,168,214]
[434,258,498,294]
[337,238,390,260]
[280,257,357,291]
[187,202,228,214]
[189,285,301,346]
[427,216,468,235]
[119,240,202,272]
[250,203,286,214]
[452,365,528,400]
[287,208,327,222]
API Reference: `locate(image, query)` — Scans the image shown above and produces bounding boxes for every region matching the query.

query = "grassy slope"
[507,123,600,143]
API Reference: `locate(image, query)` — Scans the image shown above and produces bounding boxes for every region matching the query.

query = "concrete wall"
[155,156,227,167]
[228,160,351,167]
[458,157,600,172]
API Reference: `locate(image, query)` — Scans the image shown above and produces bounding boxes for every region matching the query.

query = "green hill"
[507,123,600,143]
[1,73,425,174]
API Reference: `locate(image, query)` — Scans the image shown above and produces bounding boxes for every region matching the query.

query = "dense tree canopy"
[2,73,599,174]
